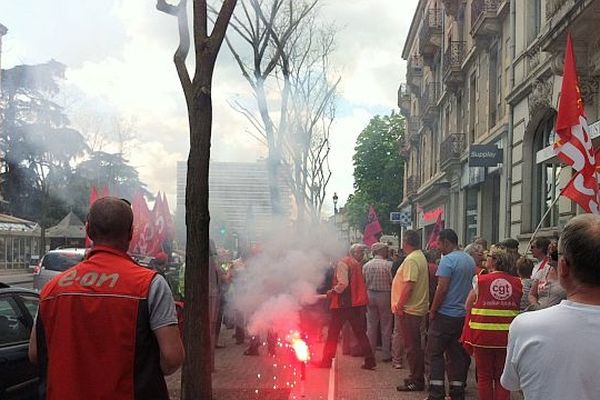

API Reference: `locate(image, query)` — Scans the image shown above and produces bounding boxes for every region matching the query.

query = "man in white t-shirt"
[501,214,600,399]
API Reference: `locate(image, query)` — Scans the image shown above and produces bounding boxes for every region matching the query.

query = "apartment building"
[400,0,600,247]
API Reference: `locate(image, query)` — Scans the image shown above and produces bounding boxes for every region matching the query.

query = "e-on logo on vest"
[490,278,512,301]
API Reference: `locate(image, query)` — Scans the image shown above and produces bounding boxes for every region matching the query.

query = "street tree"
[345,112,405,234]
[156,0,237,399]
[0,61,88,246]
[223,0,338,223]
[75,151,151,199]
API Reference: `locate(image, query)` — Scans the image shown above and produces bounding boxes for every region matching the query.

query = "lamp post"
[332,193,339,239]
[332,192,338,214]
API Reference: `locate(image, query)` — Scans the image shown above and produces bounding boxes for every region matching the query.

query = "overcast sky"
[0,0,418,215]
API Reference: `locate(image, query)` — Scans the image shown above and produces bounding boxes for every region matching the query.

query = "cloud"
[0,0,419,217]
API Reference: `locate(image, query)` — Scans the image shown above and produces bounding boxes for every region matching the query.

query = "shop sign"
[469,144,503,167]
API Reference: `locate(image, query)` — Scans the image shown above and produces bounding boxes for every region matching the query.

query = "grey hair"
[559,214,600,286]
[350,243,367,254]
[464,243,483,257]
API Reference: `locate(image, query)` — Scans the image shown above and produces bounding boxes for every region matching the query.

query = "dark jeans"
[426,313,469,400]
[322,306,375,366]
[399,313,425,385]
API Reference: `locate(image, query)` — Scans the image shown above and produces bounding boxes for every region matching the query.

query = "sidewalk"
[335,348,477,400]
[167,330,331,400]
[167,329,478,400]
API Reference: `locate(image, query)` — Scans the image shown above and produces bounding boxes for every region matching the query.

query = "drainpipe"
[505,0,516,239]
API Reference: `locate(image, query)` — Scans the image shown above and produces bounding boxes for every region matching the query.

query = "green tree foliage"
[76,151,151,201]
[345,111,405,234]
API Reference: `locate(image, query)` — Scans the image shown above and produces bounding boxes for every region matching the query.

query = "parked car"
[32,248,86,291]
[0,283,39,400]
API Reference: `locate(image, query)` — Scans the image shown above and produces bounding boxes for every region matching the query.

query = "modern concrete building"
[400,0,600,248]
[0,23,7,95]
[176,161,291,245]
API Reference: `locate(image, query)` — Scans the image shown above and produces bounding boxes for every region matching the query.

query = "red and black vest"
[37,246,169,400]
[330,256,368,309]
[467,272,522,348]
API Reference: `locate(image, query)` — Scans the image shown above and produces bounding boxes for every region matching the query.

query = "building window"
[465,188,478,244]
[532,114,560,228]
[489,44,499,129]
[527,0,542,44]
[469,72,477,143]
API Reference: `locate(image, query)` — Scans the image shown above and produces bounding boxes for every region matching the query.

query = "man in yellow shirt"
[392,229,429,392]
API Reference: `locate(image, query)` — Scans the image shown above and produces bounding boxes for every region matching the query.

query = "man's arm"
[28,325,37,365]
[154,325,185,375]
[330,261,349,294]
[429,277,450,320]
[148,275,185,375]
[392,281,415,315]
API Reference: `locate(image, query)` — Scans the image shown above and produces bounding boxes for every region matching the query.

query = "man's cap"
[371,242,388,252]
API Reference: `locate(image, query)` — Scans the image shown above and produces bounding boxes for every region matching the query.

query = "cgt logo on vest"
[490,278,512,301]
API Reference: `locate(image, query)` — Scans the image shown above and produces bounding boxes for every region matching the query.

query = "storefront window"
[465,189,478,244]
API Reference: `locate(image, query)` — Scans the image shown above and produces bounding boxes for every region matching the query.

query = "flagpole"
[526,162,592,255]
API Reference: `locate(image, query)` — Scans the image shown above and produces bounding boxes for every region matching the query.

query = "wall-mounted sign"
[469,144,503,167]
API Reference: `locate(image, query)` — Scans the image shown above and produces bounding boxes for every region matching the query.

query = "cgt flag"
[363,206,383,247]
[425,212,443,250]
[553,33,600,213]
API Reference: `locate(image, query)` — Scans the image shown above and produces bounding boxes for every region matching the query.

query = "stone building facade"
[400,0,600,248]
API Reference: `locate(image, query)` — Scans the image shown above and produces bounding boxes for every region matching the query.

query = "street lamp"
[333,192,338,214]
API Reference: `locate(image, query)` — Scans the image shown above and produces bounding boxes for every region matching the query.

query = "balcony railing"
[405,175,421,197]
[407,55,424,90]
[441,0,461,17]
[443,41,466,87]
[398,84,411,116]
[419,9,443,59]
[420,82,440,121]
[408,117,420,144]
[440,133,465,168]
[471,0,501,38]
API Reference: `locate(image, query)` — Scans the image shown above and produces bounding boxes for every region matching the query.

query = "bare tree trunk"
[183,84,213,399]
[157,1,237,399]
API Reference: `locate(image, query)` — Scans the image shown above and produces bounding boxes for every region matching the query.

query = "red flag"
[162,192,175,242]
[151,192,166,253]
[128,192,155,255]
[363,206,383,247]
[553,33,600,213]
[99,185,110,199]
[426,213,443,250]
[85,186,98,248]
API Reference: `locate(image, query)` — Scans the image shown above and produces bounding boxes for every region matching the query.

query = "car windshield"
[42,252,84,272]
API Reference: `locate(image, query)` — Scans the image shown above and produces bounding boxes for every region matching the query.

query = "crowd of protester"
[210,213,600,400]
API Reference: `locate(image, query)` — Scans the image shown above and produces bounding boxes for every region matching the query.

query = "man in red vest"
[319,244,376,370]
[29,197,184,400]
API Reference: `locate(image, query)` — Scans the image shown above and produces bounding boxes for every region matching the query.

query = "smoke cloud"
[229,222,346,337]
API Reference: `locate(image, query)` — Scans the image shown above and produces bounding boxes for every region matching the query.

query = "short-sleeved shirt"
[436,250,476,317]
[362,256,393,291]
[501,300,600,399]
[391,249,429,316]
[148,275,179,330]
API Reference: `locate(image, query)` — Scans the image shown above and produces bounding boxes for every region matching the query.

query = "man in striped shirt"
[363,242,393,362]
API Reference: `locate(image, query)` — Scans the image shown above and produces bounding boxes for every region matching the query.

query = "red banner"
[363,206,383,247]
[554,33,600,213]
